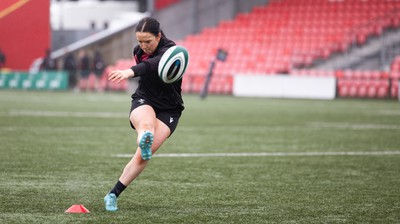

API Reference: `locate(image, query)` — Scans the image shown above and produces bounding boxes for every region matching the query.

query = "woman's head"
[135,17,163,55]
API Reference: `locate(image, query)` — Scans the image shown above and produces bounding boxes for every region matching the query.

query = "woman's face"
[136,32,161,55]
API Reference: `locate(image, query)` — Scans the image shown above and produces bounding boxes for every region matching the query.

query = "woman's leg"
[105,105,171,211]
[118,105,171,186]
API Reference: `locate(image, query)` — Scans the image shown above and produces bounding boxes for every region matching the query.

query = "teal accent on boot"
[104,193,118,211]
[139,131,154,160]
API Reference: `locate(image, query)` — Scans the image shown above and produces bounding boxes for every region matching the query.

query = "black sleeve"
[130,48,168,78]
[131,63,147,77]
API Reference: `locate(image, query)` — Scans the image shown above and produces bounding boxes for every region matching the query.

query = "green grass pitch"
[0,90,399,223]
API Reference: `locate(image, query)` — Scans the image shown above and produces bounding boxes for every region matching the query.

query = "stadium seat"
[378,80,389,98]
[181,76,191,93]
[348,80,359,98]
[367,81,378,98]
[357,80,368,98]
[338,79,350,97]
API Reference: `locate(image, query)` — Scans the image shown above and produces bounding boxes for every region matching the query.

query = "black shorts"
[129,96,182,135]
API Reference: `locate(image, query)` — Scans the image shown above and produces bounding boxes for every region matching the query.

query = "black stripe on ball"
[167,60,181,80]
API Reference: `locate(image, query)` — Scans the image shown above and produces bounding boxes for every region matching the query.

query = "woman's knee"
[132,117,155,131]
[130,105,156,132]
[150,121,171,152]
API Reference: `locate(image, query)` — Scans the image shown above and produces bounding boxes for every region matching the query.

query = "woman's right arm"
[108,69,135,83]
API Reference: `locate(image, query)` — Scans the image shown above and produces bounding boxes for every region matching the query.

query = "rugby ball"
[158,46,189,84]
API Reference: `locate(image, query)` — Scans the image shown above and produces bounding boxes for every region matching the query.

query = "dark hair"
[135,17,166,37]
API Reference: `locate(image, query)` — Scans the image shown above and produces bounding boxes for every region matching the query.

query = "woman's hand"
[108,69,135,83]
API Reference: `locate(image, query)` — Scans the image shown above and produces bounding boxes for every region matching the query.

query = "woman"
[104,17,184,211]
[78,49,90,91]
[93,50,106,92]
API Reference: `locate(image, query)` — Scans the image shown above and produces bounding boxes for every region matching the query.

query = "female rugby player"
[104,17,184,211]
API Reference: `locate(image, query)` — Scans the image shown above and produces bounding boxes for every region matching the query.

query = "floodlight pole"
[200,48,228,99]
[200,59,215,99]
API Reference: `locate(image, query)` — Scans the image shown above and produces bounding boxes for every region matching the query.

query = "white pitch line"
[113,151,400,158]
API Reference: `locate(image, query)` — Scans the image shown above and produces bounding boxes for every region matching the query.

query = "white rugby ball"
[158,46,189,84]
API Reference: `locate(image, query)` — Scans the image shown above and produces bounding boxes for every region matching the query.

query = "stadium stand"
[103,0,400,98]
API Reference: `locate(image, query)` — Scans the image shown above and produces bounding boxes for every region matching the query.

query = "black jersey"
[130,36,184,112]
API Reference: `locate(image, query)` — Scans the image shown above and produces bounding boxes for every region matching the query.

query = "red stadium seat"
[338,79,350,97]
[357,80,368,98]
[181,76,191,93]
[348,80,360,98]
[367,81,378,98]
[377,80,389,98]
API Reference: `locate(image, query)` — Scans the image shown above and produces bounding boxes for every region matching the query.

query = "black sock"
[110,180,127,197]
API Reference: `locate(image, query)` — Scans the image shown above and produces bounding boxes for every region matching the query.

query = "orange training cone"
[65,204,90,213]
